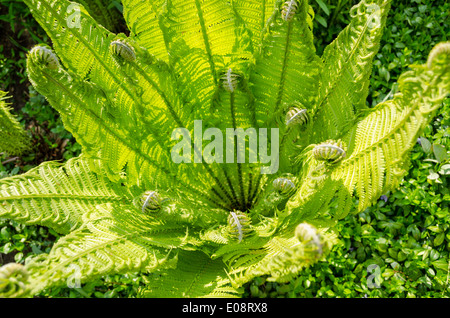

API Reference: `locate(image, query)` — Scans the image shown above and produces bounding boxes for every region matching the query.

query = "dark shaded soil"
[0,4,41,112]
[0,251,16,265]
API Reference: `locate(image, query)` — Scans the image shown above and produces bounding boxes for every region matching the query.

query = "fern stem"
[260,0,266,33]
[273,14,293,113]
[311,3,388,133]
[242,80,258,129]
[248,166,263,208]
[220,167,241,209]
[277,127,289,158]
[155,2,171,55]
[129,64,183,127]
[210,187,232,210]
[259,0,280,53]
[246,171,253,210]
[230,92,246,210]
[194,0,217,85]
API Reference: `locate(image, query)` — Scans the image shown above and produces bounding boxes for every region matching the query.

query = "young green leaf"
[432,144,448,163]
[420,136,432,154]
[315,0,330,16]
[439,164,450,175]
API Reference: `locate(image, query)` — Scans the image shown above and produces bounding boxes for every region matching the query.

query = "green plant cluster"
[369,0,450,106]
[309,0,355,55]
[0,90,31,155]
[0,221,57,265]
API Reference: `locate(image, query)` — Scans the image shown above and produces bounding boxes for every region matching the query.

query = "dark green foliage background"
[0,0,449,297]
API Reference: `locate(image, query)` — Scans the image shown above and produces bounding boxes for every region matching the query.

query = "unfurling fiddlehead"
[273,177,296,196]
[227,211,252,242]
[110,39,136,62]
[313,140,346,164]
[0,263,30,298]
[285,103,309,128]
[221,68,240,93]
[141,190,162,213]
[281,0,299,22]
[427,42,450,70]
[295,222,322,256]
[29,45,60,69]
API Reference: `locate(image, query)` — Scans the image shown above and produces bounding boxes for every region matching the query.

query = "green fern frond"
[249,0,321,128]
[332,46,450,213]
[73,0,124,33]
[0,156,130,234]
[227,224,333,286]
[230,0,277,49]
[0,91,31,156]
[162,0,253,76]
[16,202,198,296]
[122,0,169,62]
[310,0,391,144]
[138,250,240,298]
[24,0,261,211]
[26,42,218,207]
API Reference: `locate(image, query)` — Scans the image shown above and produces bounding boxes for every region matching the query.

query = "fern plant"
[72,0,125,33]
[0,91,31,156]
[0,0,449,298]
